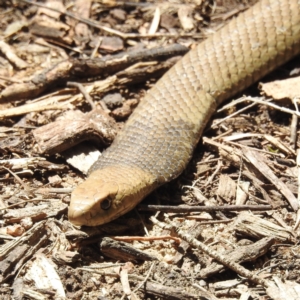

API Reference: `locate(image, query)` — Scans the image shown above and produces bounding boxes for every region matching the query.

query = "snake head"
[68,166,156,226]
[68,175,119,226]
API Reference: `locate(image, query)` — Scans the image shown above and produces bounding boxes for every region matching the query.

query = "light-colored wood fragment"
[236,181,250,205]
[260,76,300,101]
[200,237,274,278]
[178,5,194,30]
[0,94,74,119]
[214,279,247,290]
[23,289,49,300]
[290,113,298,149]
[148,7,160,34]
[217,174,236,202]
[74,0,91,38]
[264,134,296,156]
[242,147,298,210]
[0,157,46,171]
[222,133,262,141]
[266,276,300,300]
[0,221,48,283]
[151,216,270,288]
[0,41,28,69]
[4,201,67,224]
[294,149,300,230]
[65,145,101,174]
[24,253,66,299]
[192,187,209,203]
[203,137,242,168]
[234,211,295,242]
[120,267,131,296]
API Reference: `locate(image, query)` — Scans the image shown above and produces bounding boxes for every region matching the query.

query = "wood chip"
[0,41,28,69]
[24,253,66,299]
[99,36,124,52]
[234,211,295,242]
[236,181,250,205]
[200,237,274,278]
[74,0,91,38]
[100,237,158,261]
[0,221,48,283]
[242,147,298,211]
[3,201,67,224]
[260,76,300,101]
[33,108,117,155]
[148,7,161,34]
[266,277,300,300]
[178,5,194,30]
[217,174,236,202]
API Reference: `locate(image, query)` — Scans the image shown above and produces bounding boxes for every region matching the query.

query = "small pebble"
[102,93,123,109]
[111,9,127,21]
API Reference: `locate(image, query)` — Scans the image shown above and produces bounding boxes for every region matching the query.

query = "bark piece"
[178,5,194,30]
[161,14,178,29]
[266,277,300,300]
[30,15,72,44]
[12,278,25,300]
[217,174,236,202]
[74,0,91,39]
[213,279,249,298]
[100,237,157,262]
[65,144,101,174]
[24,253,66,299]
[0,221,48,283]
[236,181,250,205]
[31,0,72,45]
[102,93,123,109]
[138,281,199,300]
[234,211,295,242]
[111,102,133,120]
[148,7,160,34]
[199,237,274,278]
[0,157,46,172]
[260,76,300,101]
[3,201,67,224]
[111,9,127,21]
[32,108,117,155]
[242,170,275,207]
[0,41,28,69]
[100,36,124,52]
[52,250,80,265]
[1,44,188,102]
[242,147,298,210]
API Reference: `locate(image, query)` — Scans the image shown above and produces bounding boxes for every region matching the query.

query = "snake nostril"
[100,198,112,210]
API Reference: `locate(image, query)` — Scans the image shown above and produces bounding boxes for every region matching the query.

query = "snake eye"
[100,198,112,210]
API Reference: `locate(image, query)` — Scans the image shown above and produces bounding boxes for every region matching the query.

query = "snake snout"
[68,208,89,226]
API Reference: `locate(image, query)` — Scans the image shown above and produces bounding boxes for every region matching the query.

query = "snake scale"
[69,0,300,226]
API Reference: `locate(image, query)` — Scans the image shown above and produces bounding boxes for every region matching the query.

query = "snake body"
[69,0,300,226]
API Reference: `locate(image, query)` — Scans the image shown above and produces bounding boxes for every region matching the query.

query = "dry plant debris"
[0,0,300,299]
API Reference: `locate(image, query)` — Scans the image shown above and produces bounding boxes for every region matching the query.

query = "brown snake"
[69,0,300,226]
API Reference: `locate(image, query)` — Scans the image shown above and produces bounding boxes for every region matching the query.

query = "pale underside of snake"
[68,0,300,226]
